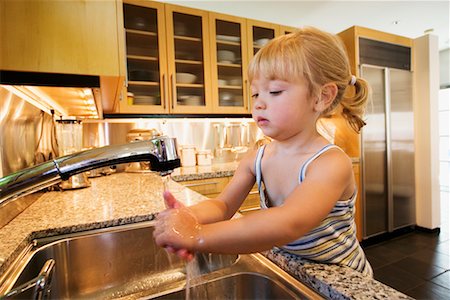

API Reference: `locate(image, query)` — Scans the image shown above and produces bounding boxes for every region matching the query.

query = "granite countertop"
[170,161,239,181]
[0,164,409,299]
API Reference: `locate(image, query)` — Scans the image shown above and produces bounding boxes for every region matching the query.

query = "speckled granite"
[170,161,238,181]
[264,248,412,299]
[0,163,410,299]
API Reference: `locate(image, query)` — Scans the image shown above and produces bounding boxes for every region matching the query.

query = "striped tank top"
[256,144,373,276]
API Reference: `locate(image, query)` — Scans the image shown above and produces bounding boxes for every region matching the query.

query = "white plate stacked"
[216,35,241,42]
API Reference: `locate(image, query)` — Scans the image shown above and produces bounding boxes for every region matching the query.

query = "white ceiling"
[161,0,450,50]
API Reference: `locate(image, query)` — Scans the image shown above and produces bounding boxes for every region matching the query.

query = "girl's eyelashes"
[251,90,283,98]
[270,90,283,95]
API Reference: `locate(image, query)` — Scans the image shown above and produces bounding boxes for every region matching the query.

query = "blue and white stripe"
[255,144,373,276]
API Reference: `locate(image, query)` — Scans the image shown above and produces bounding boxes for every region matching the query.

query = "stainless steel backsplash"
[0,86,58,177]
[82,118,263,163]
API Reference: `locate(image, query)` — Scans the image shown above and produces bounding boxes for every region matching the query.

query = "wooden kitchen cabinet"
[118,1,295,116]
[119,0,169,114]
[0,0,121,77]
[119,1,212,114]
[165,4,213,114]
[209,13,250,114]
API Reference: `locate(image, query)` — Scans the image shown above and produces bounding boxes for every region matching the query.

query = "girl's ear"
[314,83,337,112]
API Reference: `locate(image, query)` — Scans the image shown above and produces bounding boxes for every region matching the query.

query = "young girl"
[154,27,372,276]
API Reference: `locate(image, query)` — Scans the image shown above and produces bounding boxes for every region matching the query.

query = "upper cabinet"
[120,2,212,114]
[210,13,249,114]
[166,5,213,114]
[0,0,122,77]
[246,19,279,62]
[120,0,168,113]
[118,1,295,115]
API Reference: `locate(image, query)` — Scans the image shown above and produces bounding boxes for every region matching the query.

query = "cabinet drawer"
[180,177,229,196]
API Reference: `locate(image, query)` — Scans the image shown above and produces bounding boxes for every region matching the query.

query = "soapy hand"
[153,191,200,261]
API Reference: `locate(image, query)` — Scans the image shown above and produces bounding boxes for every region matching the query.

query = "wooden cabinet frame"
[165,4,213,114]
[119,0,169,114]
[209,12,250,114]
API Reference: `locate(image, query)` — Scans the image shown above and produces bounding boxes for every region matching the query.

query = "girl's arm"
[154,149,354,254]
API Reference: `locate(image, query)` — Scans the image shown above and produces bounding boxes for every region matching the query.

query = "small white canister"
[196,149,213,166]
[180,145,196,167]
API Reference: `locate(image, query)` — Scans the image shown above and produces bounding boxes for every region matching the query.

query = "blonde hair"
[248,27,369,133]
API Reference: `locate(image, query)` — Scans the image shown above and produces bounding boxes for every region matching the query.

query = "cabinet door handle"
[170,74,176,110]
[245,79,251,110]
[249,190,259,195]
[123,30,128,88]
[162,74,167,110]
[183,181,221,188]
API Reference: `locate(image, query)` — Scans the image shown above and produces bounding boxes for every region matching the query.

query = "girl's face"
[251,75,318,140]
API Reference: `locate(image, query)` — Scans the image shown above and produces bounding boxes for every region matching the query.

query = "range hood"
[0,71,123,119]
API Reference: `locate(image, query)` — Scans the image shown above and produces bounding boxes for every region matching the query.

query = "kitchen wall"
[0,86,57,177]
[413,34,441,229]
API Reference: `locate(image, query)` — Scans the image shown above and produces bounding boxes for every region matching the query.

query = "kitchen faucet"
[0,137,181,206]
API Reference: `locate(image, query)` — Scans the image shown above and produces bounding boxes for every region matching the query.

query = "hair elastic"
[350,75,357,86]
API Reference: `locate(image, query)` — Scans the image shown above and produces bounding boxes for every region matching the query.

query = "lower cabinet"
[178,176,260,214]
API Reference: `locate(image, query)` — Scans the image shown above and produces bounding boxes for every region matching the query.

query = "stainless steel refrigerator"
[360,65,416,239]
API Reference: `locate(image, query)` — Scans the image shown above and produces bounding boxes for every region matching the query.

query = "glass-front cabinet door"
[246,19,279,61]
[165,5,212,114]
[210,13,249,114]
[121,1,168,113]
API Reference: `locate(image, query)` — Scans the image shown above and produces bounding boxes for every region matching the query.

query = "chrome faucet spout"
[0,137,180,206]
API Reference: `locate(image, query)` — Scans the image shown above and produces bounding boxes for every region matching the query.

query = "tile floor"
[363,191,450,299]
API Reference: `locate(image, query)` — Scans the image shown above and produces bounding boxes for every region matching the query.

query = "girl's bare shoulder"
[236,148,261,176]
[309,147,353,179]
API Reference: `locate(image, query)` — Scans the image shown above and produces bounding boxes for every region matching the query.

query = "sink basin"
[153,273,312,300]
[0,222,322,299]
[1,222,237,299]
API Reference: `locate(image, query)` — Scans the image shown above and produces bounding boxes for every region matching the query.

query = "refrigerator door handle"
[384,68,394,233]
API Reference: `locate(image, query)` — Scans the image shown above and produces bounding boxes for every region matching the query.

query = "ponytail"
[340,77,370,133]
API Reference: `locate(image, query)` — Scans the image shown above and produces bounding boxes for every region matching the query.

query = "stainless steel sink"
[153,272,315,300]
[0,222,322,299]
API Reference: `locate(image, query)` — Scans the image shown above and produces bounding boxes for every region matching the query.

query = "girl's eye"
[251,93,259,99]
[270,90,283,95]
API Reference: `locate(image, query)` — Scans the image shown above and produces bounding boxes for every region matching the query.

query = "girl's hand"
[163,190,183,209]
[154,191,199,260]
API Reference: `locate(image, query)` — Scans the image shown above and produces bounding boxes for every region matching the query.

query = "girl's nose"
[253,98,265,110]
